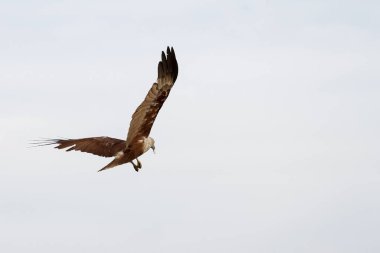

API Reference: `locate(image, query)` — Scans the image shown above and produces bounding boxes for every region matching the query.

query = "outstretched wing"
[125,47,178,146]
[35,137,126,157]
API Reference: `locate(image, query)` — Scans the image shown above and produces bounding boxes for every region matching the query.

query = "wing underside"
[34,137,126,157]
[125,47,178,146]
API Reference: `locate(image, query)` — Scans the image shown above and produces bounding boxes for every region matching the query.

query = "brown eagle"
[38,47,178,172]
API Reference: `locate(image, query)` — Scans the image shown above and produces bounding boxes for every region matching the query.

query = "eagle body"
[37,47,178,172]
[99,136,155,171]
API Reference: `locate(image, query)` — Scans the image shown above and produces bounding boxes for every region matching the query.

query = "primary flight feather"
[38,47,178,172]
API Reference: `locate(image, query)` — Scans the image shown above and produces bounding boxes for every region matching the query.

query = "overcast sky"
[1,0,380,252]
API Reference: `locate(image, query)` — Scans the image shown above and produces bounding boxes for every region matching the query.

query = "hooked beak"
[151,145,156,154]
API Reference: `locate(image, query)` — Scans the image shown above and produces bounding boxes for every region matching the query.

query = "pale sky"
[1,0,380,252]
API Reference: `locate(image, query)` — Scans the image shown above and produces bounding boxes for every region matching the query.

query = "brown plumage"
[36,47,178,172]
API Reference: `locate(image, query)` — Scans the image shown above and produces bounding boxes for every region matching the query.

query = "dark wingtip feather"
[169,47,178,82]
[158,62,163,78]
[161,51,166,62]
[161,51,168,73]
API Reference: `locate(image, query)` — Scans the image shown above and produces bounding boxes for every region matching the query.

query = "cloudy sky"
[1,0,379,252]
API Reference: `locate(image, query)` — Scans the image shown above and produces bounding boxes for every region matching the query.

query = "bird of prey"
[38,47,178,172]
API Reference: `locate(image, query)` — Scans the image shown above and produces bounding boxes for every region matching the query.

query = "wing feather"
[37,137,126,157]
[125,47,178,146]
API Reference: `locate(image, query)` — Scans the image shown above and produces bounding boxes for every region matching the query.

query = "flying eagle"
[38,47,178,172]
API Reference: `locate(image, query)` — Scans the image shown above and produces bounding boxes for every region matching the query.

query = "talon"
[131,161,139,172]
[136,158,142,169]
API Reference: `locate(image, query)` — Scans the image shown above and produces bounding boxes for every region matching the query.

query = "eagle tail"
[98,158,121,172]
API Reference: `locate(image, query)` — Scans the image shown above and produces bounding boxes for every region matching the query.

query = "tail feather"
[98,158,121,172]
